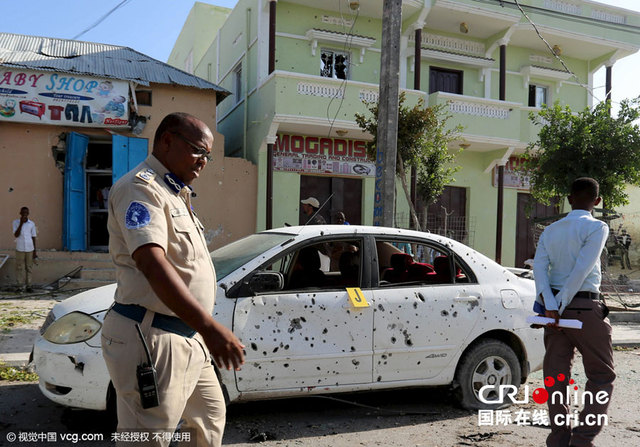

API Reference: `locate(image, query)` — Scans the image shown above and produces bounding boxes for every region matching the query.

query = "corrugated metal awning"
[0,33,230,103]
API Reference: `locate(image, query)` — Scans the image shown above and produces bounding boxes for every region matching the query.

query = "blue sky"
[2,0,638,110]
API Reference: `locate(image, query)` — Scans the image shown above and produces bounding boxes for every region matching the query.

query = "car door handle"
[454,295,480,302]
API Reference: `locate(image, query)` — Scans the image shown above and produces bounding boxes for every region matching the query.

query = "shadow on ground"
[222,387,474,443]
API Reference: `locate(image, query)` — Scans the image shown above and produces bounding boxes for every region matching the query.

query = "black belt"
[111,302,196,338]
[552,289,601,300]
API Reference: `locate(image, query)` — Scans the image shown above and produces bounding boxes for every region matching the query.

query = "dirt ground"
[1,349,639,446]
[1,288,639,446]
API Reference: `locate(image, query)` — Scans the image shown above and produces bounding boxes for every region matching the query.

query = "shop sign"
[274,133,375,177]
[493,156,530,189]
[0,68,129,128]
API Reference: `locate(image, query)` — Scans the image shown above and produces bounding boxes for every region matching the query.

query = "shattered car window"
[211,233,292,279]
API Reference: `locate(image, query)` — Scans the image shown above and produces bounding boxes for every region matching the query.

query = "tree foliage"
[520,98,640,208]
[355,93,463,229]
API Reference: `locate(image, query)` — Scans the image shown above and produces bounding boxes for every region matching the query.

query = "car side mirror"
[248,271,284,294]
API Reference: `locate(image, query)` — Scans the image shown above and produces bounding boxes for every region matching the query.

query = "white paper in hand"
[526,315,583,329]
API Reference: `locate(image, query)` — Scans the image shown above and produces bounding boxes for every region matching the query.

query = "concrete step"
[80,268,116,281]
[0,249,113,288]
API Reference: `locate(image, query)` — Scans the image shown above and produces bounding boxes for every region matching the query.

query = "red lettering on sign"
[276,134,289,152]
[103,118,129,125]
[319,138,332,156]
[29,74,44,87]
[334,139,347,156]
[14,73,26,86]
[275,133,369,159]
[353,141,366,158]
[291,135,304,153]
[305,136,319,154]
[0,72,12,85]
[0,72,45,87]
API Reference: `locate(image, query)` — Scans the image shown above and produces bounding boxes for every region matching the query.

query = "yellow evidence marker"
[346,287,370,308]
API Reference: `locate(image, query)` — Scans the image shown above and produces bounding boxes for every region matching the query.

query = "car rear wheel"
[454,339,521,410]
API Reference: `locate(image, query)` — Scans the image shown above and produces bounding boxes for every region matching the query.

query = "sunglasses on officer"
[170,131,212,162]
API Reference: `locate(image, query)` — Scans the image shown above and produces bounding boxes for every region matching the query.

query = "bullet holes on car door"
[233,238,375,391]
[372,238,481,382]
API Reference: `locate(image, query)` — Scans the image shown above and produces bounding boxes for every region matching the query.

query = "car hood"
[53,284,116,319]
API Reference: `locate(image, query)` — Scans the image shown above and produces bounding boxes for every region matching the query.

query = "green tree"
[521,98,640,208]
[355,93,463,230]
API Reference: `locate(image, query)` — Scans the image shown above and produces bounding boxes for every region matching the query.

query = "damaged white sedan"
[33,225,543,411]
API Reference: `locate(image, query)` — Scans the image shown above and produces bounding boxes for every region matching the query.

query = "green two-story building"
[170,0,640,267]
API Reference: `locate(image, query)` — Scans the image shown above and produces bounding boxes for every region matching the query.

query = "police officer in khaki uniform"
[102,112,245,446]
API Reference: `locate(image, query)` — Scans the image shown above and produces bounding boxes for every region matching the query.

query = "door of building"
[63,133,147,251]
[425,186,467,243]
[515,193,559,268]
[299,175,362,225]
[429,67,463,94]
[64,132,90,251]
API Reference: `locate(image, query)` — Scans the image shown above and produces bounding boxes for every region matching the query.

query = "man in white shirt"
[12,206,37,293]
[533,178,614,447]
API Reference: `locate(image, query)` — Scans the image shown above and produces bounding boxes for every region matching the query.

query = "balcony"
[263,71,424,134]
[254,72,543,147]
[427,92,541,149]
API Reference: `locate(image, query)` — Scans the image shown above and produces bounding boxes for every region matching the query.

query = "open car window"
[259,239,362,293]
[375,238,474,286]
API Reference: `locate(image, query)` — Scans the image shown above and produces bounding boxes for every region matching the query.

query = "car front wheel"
[454,339,521,410]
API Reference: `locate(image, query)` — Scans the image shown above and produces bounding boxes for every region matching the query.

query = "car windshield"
[211,232,293,279]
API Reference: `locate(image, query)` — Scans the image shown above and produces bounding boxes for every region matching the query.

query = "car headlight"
[40,310,56,335]
[42,312,102,344]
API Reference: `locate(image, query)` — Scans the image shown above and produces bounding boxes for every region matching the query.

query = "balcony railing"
[257,72,544,146]
[269,71,424,123]
[428,91,540,145]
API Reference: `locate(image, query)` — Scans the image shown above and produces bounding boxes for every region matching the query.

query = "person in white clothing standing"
[12,206,37,292]
[533,178,613,447]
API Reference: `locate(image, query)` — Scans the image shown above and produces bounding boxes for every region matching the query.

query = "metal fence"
[531,211,640,305]
[394,212,476,247]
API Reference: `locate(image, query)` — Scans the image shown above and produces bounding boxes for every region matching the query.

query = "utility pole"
[495,43,507,264]
[373,0,402,227]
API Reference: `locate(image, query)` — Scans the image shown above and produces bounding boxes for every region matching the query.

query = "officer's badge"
[135,168,156,184]
[125,201,151,229]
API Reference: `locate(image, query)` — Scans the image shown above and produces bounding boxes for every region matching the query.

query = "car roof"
[258,225,499,269]
[261,225,451,241]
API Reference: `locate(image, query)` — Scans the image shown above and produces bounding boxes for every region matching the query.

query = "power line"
[477,0,640,33]
[72,0,132,40]
[512,0,607,104]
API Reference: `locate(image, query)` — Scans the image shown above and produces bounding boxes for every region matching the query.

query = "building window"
[528,84,548,107]
[135,90,152,106]
[429,67,463,95]
[234,65,242,103]
[320,49,350,80]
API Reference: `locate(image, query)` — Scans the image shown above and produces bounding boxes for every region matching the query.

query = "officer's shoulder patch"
[125,201,151,229]
[135,168,156,184]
